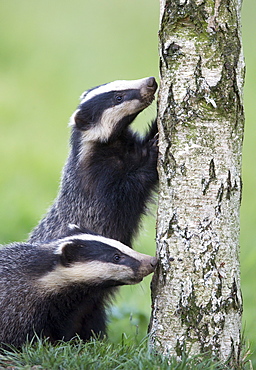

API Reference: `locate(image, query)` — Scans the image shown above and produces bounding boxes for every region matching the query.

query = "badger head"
[69,77,158,142]
[38,232,157,289]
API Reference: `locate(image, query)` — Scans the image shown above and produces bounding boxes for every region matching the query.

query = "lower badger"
[29,77,158,246]
[0,229,157,348]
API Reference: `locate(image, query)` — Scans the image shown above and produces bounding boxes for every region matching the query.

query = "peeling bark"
[149,0,245,366]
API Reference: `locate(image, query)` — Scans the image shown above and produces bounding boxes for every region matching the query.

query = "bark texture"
[149,0,245,366]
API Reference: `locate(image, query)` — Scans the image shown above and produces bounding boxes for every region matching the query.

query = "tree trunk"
[149,0,245,366]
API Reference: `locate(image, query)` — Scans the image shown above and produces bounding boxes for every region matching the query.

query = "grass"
[0,335,252,370]
[0,0,255,368]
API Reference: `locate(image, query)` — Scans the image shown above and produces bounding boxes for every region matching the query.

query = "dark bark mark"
[239,175,243,204]
[215,170,241,216]
[202,158,216,195]
[180,162,187,176]
[162,41,183,69]
[226,170,240,200]
[167,212,178,237]
[226,170,232,200]
[163,151,177,188]
[162,84,178,133]
[228,278,242,311]
[215,183,224,216]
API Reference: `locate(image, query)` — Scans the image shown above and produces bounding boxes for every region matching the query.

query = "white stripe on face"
[37,261,135,290]
[77,99,141,143]
[55,234,137,259]
[54,233,150,263]
[38,231,156,290]
[79,77,151,105]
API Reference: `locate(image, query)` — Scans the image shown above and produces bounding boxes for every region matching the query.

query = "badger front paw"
[144,119,158,142]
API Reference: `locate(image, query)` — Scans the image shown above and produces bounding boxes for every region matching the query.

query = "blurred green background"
[0,0,255,365]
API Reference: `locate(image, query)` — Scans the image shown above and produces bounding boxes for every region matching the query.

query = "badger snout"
[135,254,158,283]
[148,256,158,275]
[151,256,158,267]
[140,77,158,107]
[146,76,158,90]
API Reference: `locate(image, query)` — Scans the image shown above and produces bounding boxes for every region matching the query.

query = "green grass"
[0,0,255,368]
[0,336,252,370]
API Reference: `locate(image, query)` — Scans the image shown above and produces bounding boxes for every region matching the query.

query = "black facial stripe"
[118,89,141,103]
[80,89,141,108]
[70,240,121,263]
[76,89,141,129]
[61,240,141,273]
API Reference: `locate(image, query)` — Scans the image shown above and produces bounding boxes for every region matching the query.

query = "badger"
[29,77,158,246]
[0,227,157,349]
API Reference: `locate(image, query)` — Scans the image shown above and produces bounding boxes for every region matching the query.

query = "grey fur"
[0,232,157,348]
[29,77,158,246]
[26,77,158,344]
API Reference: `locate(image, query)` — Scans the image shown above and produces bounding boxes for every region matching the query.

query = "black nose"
[147,77,158,90]
[150,257,158,268]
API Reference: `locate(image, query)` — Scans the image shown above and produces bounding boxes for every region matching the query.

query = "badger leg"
[134,119,159,184]
[70,294,108,341]
[78,307,107,341]
[142,119,158,143]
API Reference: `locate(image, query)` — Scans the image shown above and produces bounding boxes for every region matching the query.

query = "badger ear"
[66,224,83,236]
[68,223,80,231]
[71,109,90,130]
[70,109,89,130]
[57,242,79,266]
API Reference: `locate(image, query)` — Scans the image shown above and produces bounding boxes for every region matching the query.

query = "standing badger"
[29,77,158,246]
[0,228,157,349]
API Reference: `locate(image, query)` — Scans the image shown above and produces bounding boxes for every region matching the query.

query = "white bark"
[150,0,245,365]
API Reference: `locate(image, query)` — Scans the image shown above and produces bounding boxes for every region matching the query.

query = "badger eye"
[113,254,121,263]
[115,94,124,104]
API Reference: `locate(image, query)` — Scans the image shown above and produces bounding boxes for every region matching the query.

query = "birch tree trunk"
[149,0,245,366]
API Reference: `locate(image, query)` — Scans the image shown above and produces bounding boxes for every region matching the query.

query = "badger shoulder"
[0,242,55,278]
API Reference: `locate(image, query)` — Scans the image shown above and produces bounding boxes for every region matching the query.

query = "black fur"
[28,78,158,342]
[0,234,156,348]
[60,240,141,272]
[75,89,142,130]
[29,78,158,246]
